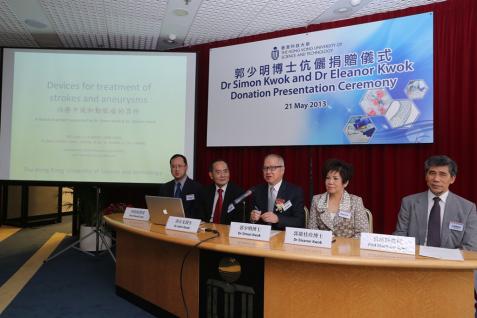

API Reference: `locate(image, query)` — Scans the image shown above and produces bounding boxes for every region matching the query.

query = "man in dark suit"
[250,154,305,230]
[159,154,202,219]
[394,155,477,251]
[201,160,247,224]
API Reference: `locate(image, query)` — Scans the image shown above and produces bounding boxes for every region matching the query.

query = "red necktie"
[213,189,223,224]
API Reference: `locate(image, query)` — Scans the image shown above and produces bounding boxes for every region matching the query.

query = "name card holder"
[229,222,272,241]
[284,227,332,248]
[360,233,416,255]
[123,207,150,221]
[166,216,201,233]
[123,218,151,231]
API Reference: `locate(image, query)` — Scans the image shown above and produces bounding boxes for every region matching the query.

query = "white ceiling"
[0,0,444,51]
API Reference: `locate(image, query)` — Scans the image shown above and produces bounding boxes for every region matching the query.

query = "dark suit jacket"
[251,181,305,230]
[394,191,477,251]
[201,182,246,225]
[159,177,203,219]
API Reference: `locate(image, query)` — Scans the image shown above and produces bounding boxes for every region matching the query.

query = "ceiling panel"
[184,0,268,46]
[0,0,38,48]
[240,0,333,38]
[0,0,446,50]
[349,0,445,18]
[103,0,167,50]
[40,0,108,48]
[39,0,167,50]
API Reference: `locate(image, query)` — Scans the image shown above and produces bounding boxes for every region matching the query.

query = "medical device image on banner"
[207,13,433,146]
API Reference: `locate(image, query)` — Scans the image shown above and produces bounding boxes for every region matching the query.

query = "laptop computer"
[145,195,186,225]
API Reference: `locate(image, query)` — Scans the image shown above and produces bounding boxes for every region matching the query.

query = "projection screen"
[0,48,196,184]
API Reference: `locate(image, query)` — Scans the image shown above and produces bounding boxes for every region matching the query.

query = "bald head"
[264,154,284,166]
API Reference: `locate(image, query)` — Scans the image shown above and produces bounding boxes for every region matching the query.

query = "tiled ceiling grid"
[39,0,167,50]
[184,0,334,46]
[103,0,167,50]
[184,0,269,46]
[240,0,333,38]
[0,0,38,47]
[349,0,445,18]
[0,0,447,50]
[39,0,109,48]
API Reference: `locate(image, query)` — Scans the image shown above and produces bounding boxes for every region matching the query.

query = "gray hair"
[264,154,284,166]
[424,155,457,176]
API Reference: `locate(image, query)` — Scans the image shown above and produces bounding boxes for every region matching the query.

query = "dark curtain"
[183,0,476,234]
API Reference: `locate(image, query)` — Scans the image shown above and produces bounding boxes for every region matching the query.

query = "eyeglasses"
[262,165,283,172]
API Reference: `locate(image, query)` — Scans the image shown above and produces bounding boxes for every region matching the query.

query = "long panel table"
[104,213,477,317]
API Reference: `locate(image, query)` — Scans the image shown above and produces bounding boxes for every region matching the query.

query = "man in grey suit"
[394,155,477,251]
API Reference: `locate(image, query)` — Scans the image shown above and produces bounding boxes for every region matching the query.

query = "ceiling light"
[334,7,350,14]
[173,8,189,16]
[24,19,48,29]
[166,34,177,43]
[350,0,362,6]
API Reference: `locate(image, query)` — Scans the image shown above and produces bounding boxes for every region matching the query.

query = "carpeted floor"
[0,219,71,286]
[0,217,154,317]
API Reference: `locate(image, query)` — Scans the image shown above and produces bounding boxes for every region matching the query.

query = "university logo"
[271,47,279,60]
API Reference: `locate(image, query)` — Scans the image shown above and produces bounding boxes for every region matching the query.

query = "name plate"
[123,207,150,221]
[229,222,272,241]
[360,233,416,255]
[284,227,332,248]
[166,216,201,233]
[123,218,151,231]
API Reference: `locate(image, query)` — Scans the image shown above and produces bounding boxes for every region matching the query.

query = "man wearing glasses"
[250,154,305,230]
[159,154,203,218]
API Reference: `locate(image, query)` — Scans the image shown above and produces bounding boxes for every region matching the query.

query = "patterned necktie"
[174,183,182,198]
[427,197,441,247]
[213,189,223,224]
[268,187,276,212]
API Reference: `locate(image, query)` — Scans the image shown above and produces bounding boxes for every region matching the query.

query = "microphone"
[233,188,253,205]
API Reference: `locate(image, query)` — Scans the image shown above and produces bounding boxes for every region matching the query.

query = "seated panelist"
[201,159,246,224]
[250,154,305,230]
[394,155,477,250]
[159,154,203,219]
[308,159,369,238]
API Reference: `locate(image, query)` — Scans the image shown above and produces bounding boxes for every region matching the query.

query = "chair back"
[364,208,373,233]
[304,206,309,228]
